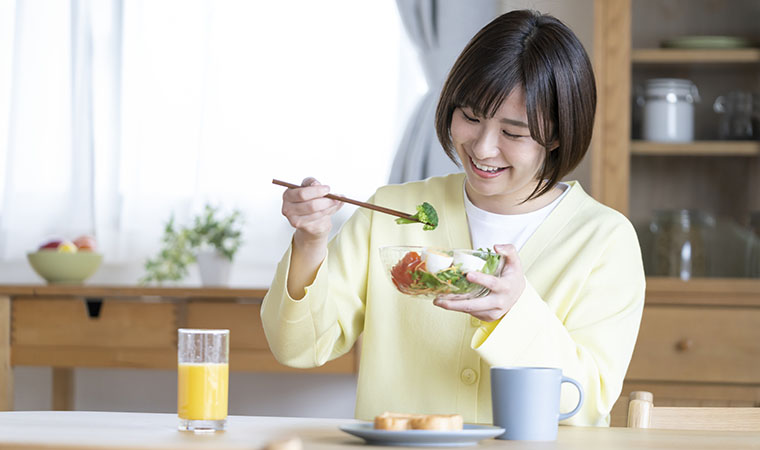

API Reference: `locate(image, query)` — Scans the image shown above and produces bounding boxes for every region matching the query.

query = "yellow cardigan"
[261,173,645,426]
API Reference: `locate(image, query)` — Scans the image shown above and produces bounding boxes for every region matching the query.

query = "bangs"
[454,65,520,120]
[452,63,556,149]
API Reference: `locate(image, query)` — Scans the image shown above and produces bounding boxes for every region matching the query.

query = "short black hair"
[435,9,596,200]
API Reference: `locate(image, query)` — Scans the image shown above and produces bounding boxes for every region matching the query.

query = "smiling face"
[435,11,597,213]
[451,87,552,214]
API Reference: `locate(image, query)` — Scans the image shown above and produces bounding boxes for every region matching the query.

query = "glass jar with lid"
[649,209,715,280]
[641,78,700,142]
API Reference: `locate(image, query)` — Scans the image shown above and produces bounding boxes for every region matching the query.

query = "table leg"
[0,296,12,411]
[52,368,74,411]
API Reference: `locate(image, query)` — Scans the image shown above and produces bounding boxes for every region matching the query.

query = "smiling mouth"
[470,157,507,175]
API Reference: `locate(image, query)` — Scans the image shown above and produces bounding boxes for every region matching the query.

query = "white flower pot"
[196,250,232,286]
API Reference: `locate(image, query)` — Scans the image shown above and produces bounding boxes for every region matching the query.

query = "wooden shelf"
[632,48,760,64]
[631,140,760,156]
[646,277,760,307]
[0,284,269,300]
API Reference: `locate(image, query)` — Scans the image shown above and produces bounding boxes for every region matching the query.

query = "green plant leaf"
[141,204,245,284]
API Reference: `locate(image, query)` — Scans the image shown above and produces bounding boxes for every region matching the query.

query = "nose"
[470,126,501,160]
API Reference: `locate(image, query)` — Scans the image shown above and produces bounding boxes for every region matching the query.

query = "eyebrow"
[499,118,529,128]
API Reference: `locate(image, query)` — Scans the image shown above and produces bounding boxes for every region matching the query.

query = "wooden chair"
[626,391,760,431]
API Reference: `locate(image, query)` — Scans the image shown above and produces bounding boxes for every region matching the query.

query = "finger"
[434,292,473,302]
[301,177,320,187]
[285,203,340,226]
[305,201,343,221]
[287,209,334,232]
[285,197,340,216]
[326,201,344,215]
[433,296,505,322]
[283,183,331,203]
[494,243,522,274]
[464,271,501,291]
[433,297,495,314]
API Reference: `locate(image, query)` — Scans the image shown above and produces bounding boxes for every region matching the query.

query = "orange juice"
[177,362,229,420]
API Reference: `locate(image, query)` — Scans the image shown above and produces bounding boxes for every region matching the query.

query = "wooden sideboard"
[0,285,358,411]
[609,277,760,426]
[4,279,758,418]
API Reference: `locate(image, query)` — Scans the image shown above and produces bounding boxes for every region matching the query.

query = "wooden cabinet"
[609,278,760,426]
[0,285,358,411]
[593,0,760,226]
[593,1,760,425]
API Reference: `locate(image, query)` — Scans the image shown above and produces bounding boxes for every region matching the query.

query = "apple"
[57,240,78,253]
[38,239,63,251]
[73,235,97,251]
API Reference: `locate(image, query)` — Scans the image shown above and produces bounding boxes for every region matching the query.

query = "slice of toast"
[374,412,414,431]
[373,412,463,431]
[410,414,464,431]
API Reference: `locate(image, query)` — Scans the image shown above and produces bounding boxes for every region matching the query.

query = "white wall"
[11,1,595,417]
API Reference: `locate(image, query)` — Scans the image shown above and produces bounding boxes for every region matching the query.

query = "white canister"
[642,78,700,142]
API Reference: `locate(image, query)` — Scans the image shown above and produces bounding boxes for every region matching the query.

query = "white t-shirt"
[464,182,570,251]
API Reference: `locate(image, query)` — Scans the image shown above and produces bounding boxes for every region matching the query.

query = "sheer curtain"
[0,0,410,285]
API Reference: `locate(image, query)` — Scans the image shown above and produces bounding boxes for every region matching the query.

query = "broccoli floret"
[395,202,439,231]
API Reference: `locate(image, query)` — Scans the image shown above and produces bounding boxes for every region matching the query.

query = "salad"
[389,247,501,296]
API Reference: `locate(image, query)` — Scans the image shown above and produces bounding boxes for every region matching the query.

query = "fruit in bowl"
[73,235,97,251]
[27,236,102,284]
[379,246,504,298]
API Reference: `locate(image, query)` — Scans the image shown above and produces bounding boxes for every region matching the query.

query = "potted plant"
[141,205,244,285]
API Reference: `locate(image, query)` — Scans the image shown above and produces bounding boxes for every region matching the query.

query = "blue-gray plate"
[339,422,505,447]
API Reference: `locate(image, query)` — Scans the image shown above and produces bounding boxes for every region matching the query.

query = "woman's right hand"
[281,177,343,299]
[281,177,343,248]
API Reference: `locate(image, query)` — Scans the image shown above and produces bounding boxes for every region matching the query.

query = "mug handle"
[558,376,584,421]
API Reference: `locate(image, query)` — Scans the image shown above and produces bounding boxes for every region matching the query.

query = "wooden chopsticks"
[272,179,420,223]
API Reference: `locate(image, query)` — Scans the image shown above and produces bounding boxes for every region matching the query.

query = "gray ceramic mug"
[490,366,584,440]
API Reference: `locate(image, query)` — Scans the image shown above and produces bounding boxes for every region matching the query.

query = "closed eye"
[502,130,527,139]
[461,110,479,123]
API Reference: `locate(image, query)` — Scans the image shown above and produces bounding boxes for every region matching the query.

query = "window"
[0,0,422,285]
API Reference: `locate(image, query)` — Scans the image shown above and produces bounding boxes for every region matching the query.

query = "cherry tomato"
[391,251,425,291]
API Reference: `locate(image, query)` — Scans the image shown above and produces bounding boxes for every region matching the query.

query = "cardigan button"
[470,316,481,327]
[460,368,478,385]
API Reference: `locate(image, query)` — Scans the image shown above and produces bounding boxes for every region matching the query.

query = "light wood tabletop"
[1,411,759,450]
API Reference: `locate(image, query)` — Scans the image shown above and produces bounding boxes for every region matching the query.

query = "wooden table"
[0,285,359,411]
[0,411,759,449]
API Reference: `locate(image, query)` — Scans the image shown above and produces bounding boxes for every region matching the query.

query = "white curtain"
[0,0,409,284]
[389,0,501,184]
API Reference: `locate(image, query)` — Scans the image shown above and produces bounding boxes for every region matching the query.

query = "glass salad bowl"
[379,246,505,298]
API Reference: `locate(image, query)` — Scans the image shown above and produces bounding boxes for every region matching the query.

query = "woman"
[262,10,645,426]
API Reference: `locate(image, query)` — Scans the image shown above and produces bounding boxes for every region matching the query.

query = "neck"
[465,181,562,215]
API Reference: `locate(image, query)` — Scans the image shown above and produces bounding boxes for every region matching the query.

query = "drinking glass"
[713,91,758,140]
[177,328,229,432]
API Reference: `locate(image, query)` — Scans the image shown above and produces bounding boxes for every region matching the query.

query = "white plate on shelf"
[339,422,505,447]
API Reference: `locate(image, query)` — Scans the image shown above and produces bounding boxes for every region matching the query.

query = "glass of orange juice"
[177,328,229,432]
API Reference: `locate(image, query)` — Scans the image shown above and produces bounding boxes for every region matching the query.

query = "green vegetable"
[407,248,500,295]
[395,202,439,231]
[479,248,500,275]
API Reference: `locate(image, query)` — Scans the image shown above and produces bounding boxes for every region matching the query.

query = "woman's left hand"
[433,244,526,322]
